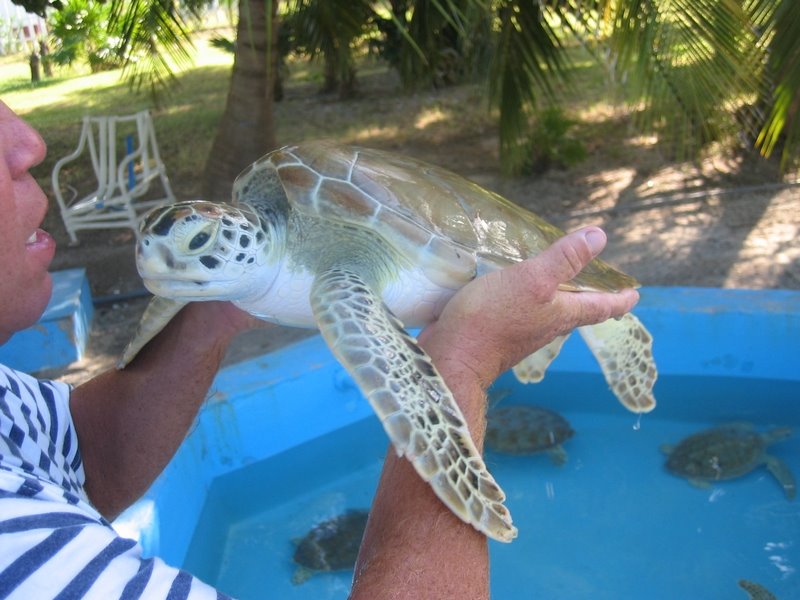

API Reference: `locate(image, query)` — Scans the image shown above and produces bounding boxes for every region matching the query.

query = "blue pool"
[114,287,800,599]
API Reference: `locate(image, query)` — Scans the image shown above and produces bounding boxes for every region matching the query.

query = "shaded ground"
[37,70,800,386]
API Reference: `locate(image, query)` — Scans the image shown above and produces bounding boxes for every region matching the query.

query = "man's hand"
[418,226,640,390]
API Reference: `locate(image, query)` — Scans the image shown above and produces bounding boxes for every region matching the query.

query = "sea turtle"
[291,509,369,584]
[485,404,575,466]
[119,142,658,542]
[661,423,796,499]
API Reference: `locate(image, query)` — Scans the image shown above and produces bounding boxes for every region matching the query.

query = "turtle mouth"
[142,276,240,300]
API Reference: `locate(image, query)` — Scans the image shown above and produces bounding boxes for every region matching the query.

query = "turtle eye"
[184,223,217,254]
[189,231,210,250]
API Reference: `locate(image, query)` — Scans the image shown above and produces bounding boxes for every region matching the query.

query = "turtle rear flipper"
[578,313,657,413]
[118,296,187,368]
[546,445,568,466]
[292,567,314,585]
[765,454,797,500]
[738,579,778,600]
[310,267,517,542]
[512,334,569,383]
[688,478,712,490]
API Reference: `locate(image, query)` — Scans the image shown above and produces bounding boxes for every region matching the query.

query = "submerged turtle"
[119,142,658,542]
[661,423,796,500]
[486,405,575,466]
[291,509,369,584]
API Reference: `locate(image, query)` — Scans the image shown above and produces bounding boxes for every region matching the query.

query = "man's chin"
[0,284,52,345]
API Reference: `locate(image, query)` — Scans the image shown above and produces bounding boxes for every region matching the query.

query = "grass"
[4,36,236,192]
[5,35,501,203]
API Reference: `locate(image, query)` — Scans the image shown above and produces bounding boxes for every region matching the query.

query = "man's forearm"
[350,331,491,600]
[69,302,251,519]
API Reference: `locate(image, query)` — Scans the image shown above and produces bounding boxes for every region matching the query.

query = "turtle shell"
[664,424,766,481]
[292,509,369,574]
[485,405,574,455]
[234,141,638,292]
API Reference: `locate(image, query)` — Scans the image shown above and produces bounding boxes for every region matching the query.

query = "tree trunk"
[203,0,280,201]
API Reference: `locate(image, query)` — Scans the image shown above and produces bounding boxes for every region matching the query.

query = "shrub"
[48,0,124,72]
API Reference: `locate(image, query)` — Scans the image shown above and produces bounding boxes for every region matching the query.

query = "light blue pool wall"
[0,269,93,372]
[121,286,800,566]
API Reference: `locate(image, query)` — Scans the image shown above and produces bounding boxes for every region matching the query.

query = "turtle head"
[136,200,282,301]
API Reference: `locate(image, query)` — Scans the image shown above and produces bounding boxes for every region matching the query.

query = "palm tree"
[104,0,280,197]
[203,0,280,199]
[98,0,798,178]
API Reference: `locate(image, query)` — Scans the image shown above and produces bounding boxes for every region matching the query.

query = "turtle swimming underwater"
[661,423,796,499]
[119,142,658,542]
[486,404,575,466]
[291,509,369,584]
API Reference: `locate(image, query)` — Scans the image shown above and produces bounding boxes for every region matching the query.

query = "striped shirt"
[0,364,231,599]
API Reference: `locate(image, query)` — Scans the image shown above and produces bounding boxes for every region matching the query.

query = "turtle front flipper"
[765,454,797,500]
[310,267,517,542]
[738,579,778,600]
[578,313,657,413]
[118,296,188,368]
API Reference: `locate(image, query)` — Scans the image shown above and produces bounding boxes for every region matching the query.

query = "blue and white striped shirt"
[0,364,231,599]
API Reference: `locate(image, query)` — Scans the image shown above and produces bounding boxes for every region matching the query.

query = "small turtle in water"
[119,142,658,542]
[486,405,575,466]
[661,423,796,499]
[291,509,369,584]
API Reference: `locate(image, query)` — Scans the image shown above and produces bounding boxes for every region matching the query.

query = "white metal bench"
[51,110,177,244]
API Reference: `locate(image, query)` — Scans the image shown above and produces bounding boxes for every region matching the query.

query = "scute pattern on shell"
[247,141,639,293]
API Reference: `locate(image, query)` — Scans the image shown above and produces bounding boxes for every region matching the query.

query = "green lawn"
[3,37,237,199]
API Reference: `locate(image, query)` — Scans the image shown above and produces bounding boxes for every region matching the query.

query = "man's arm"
[69,301,258,520]
[350,227,639,599]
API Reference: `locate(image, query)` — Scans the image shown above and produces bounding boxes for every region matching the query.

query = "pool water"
[181,373,800,599]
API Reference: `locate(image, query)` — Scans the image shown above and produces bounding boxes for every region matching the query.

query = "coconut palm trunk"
[203,0,280,200]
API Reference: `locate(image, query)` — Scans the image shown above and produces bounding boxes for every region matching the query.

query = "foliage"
[88,0,799,174]
[603,0,765,158]
[487,0,577,172]
[107,0,197,96]
[283,0,372,96]
[371,0,491,88]
[47,0,125,73]
[749,0,800,168]
[520,107,587,174]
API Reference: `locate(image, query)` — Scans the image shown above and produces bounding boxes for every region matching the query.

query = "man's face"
[0,100,55,344]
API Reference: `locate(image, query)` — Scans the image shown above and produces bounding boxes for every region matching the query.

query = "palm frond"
[749,0,800,168]
[109,0,196,97]
[605,0,766,158]
[285,0,373,84]
[378,0,490,87]
[489,0,581,171]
